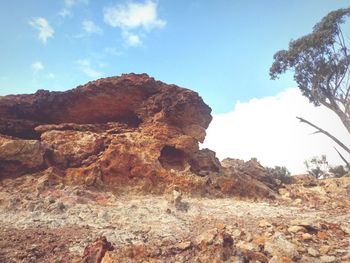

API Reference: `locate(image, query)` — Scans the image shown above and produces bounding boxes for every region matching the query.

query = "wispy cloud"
[31,61,44,72]
[65,0,88,7]
[82,20,103,35]
[59,0,89,17]
[103,0,166,46]
[104,47,123,56]
[122,31,141,46]
[29,18,54,44]
[76,59,102,79]
[59,9,71,18]
[46,73,56,79]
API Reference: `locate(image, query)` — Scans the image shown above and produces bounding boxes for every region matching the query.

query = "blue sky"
[0,0,349,113]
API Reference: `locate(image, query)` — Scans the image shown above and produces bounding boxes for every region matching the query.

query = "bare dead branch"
[334,147,350,169]
[296,116,350,154]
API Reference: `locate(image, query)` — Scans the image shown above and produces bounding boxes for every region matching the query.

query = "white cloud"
[76,59,102,79]
[59,8,71,18]
[104,1,166,30]
[31,61,44,72]
[103,0,166,46]
[29,17,54,44]
[59,0,89,17]
[82,20,103,35]
[122,31,141,46]
[202,88,350,174]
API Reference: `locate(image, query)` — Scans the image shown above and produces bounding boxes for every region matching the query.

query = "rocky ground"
[1,74,350,262]
[0,174,349,263]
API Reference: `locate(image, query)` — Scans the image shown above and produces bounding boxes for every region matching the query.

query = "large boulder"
[0,135,46,178]
[0,73,279,198]
[0,73,211,139]
[0,74,216,193]
[213,158,279,199]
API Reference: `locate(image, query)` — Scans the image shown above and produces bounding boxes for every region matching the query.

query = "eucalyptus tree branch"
[296,116,350,154]
[334,147,350,169]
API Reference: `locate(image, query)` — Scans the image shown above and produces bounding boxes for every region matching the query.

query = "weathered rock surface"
[0,173,349,262]
[82,236,114,263]
[0,74,211,139]
[0,135,46,177]
[0,74,217,194]
[0,73,281,198]
[213,158,279,199]
[1,74,350,262]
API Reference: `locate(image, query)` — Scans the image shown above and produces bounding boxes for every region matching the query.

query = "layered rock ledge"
[0,73,279,197]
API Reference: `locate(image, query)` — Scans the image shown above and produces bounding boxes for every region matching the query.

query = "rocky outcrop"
[0,74,217,194]
[0,74,211,140]
[0,73,280,198]
[0,135,46,177]
[210,158,279,199]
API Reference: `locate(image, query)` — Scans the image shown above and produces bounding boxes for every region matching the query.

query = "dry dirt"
[0,175,349,262]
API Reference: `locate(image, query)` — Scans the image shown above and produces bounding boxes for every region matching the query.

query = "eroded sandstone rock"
[0,74,216,194]
[0,135,46,177]
[0,73,281,198]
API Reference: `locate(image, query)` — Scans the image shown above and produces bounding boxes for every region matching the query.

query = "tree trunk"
[321,101,350,135]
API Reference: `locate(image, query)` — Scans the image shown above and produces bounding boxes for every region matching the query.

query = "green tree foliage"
[304,155,349,179]
[270,7,350,166]
[304,155,331,179]
[266,165,292,184]
[329,164,349,178]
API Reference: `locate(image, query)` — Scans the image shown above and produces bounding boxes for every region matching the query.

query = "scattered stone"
[341,252,350,260]
[82,236,113,263]
[243,251,269,263]
[264,233,298,258]
[174,241,192,251]
[288,225,306,233]
[319,245,331,255]
[302,233,313,241]
[308,247,319,257]
[293,198,302,205]
[269,255,294,263]
[297,246,307,253]
[341,226,350,235]
[236,241,258,252]
[290,219,320,232]
[195,228,218,246]
[300,255,320,263]
[320,255,337,263]
[317,231,328,239]
[259,219,272,228]
[229,228,242,238]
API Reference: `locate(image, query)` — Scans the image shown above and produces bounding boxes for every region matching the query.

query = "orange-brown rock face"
[0,73,211,139]
[0,73,280,198]
[0,74,219,194]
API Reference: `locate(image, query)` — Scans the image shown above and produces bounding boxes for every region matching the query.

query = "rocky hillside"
[0,74,349,262]
[0,73,280,198]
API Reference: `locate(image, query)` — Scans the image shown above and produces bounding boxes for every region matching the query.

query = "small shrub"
[305,155,348,179]
[266,166,292,184]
